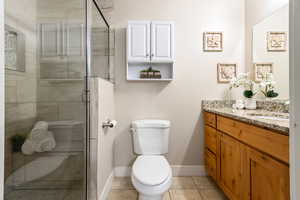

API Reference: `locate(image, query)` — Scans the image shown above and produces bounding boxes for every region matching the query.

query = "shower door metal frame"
[84,0,110,199]
[0,0,5,198]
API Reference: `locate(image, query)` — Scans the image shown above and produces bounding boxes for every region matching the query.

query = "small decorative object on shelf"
[140,67,162,79]
[259,73,279,99]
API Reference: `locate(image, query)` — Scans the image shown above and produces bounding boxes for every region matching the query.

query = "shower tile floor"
[5,153,84,200]
[5,189,82,200]
[108,176,228,200]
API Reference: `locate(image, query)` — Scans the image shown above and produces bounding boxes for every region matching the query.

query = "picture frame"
[217,63,237,83]
[267,32,287,52]
[203,32,223,52]
[254,63,274,82]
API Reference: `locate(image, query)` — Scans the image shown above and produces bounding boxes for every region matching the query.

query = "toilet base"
[139,194,164,200]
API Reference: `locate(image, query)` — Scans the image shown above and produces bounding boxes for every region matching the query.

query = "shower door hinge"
[82,90,91,103]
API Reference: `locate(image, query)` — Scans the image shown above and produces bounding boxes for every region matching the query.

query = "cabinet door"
[127,21,150,62]
[40,23,61,57]
[205,149,217,181]
[244,148,290,200]
[65,23,84,57]
[205,125,217,154]
[151,21,174,62]
[218,133,242,200]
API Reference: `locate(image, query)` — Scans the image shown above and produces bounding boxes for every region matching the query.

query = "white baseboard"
[114,165,206,177]
[99,171,114,200]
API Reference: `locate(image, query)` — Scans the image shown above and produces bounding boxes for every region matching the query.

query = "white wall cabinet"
[65,23,84,57]
[127,21,174,81]
[127,21,151,63]
[151,21,174,63]
[40,23,61,58]
[40,22,84,61]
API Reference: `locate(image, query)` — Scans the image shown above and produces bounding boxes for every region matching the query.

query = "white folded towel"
[21,140,35,155]
[22,131,56,155]
[21,121,56,155]
[33,131,56,153]
[30,121,48,138]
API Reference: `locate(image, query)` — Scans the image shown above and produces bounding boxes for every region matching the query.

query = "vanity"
[203,101,290,200]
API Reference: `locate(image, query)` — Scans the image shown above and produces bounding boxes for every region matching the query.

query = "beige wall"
[90,78,115,198]
[112,0,246,167]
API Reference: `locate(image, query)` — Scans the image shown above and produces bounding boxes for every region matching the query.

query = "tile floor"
[4,189,82,200]
[108,176,228,200]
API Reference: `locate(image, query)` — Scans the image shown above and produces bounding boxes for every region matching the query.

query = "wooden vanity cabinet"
[218,133,243,200]
[204,112,217,182]
[243,147,290,200]
[205,149,217,181]
[204,111,290,200]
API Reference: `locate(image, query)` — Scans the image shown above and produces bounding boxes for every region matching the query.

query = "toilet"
[131,120,172,200]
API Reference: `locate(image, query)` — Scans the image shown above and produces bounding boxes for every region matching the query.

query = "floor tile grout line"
[109,176,228,200]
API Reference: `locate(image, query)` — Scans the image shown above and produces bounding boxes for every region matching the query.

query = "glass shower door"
[4,0,87,199]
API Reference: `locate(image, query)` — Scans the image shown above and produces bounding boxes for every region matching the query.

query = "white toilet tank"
[131,120,170,155]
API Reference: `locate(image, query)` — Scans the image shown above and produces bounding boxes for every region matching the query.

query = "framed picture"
[217,63,237,83]
[254,63,273,82]
[267,32,287,52]
[203,32,223,52]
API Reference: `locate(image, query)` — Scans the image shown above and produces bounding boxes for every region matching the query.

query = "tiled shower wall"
[35,0,116,125]
[36,0,86,122]
[37,80,85,122]
[4,0,38,178]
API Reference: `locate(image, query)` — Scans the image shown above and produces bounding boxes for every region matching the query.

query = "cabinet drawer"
[217,116,241,138]
[217,116,289,164]
[205,125,217,154]
[204,112,216,128]
[205,149,217,181]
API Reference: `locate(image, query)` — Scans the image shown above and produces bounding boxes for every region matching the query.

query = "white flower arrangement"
[259,73,279,98]
[229,72,279,99]
[230,73,256,98]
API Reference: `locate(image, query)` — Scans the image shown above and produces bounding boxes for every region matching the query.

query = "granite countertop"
[202,100,289,135]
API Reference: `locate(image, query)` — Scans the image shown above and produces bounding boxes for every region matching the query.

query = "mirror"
[252,4,289,99]
[5,25,26,72]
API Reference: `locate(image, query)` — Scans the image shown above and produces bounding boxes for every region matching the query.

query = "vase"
[244,98,257,110]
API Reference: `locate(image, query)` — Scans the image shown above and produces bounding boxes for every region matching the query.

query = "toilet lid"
[132,155,171,186]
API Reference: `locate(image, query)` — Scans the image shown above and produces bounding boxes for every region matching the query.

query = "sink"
[247,113,289,121]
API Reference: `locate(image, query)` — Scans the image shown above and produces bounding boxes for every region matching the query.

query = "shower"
[3,0,112,199]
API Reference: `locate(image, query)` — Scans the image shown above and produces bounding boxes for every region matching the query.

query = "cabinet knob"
[146,53,149,57]
[151,53,154,57]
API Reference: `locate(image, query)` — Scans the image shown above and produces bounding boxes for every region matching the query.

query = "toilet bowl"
[131,155,172,200]
[131,120,172,200]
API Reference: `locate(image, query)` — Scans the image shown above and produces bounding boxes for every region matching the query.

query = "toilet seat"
[132,155,171,186]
